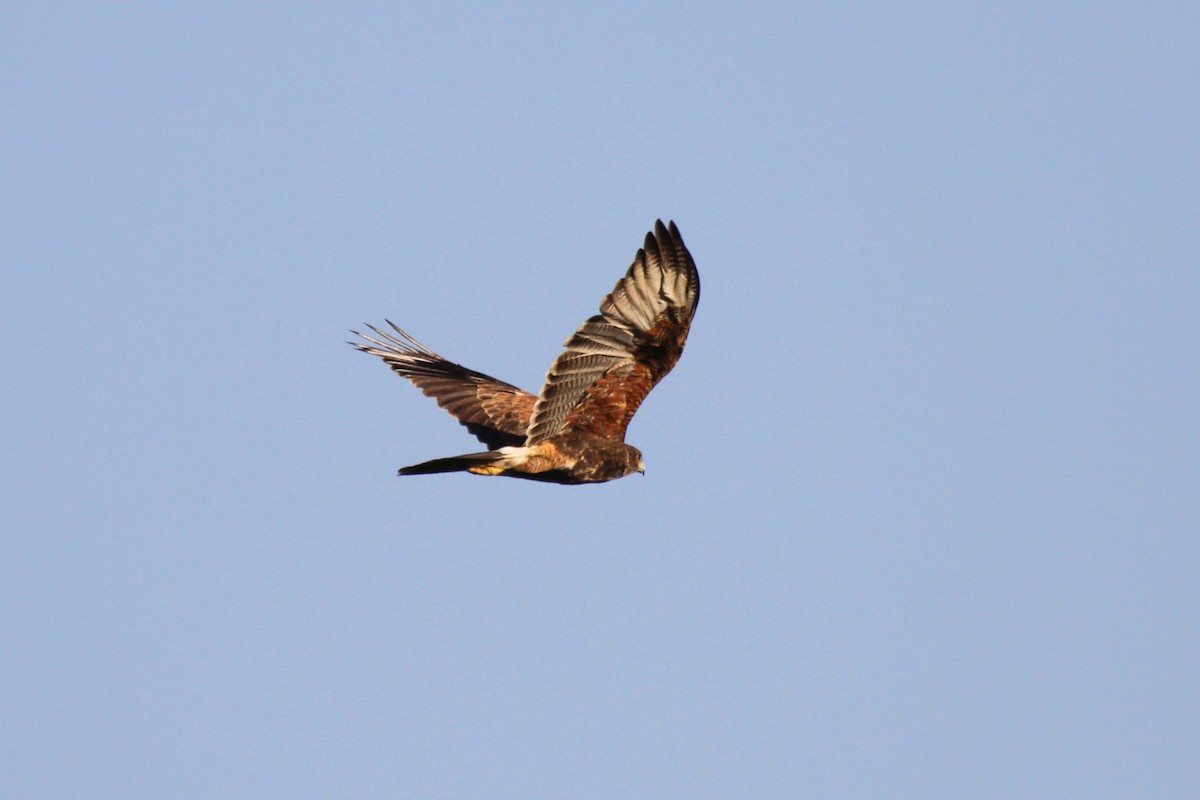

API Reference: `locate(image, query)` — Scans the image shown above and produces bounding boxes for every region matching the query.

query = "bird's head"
[626,445,645,476]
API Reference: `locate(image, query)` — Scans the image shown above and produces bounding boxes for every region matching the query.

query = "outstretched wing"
[351,322,535,449]
[525,220,700,444]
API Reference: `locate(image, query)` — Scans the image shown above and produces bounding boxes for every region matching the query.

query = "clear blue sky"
[4,4,1197,798]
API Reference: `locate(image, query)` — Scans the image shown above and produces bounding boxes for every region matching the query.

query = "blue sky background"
[4,3,1197,797]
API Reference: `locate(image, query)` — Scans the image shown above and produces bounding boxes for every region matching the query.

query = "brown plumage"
[351,220,700,484]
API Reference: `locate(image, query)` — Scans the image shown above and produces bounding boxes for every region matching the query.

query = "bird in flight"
[351,220,700,484]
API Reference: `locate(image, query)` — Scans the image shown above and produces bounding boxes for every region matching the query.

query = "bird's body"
[352,220,699,484]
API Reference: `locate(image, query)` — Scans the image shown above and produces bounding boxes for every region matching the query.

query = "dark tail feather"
[398,450,501,476]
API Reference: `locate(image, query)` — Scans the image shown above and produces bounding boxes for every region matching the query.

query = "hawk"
[351,220,700,484]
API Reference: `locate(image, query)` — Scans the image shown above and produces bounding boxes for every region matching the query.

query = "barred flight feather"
[525,220,699,444]
[350,321,534,448]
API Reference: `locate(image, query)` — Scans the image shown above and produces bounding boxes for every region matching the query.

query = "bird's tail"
[398,446,529,477]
